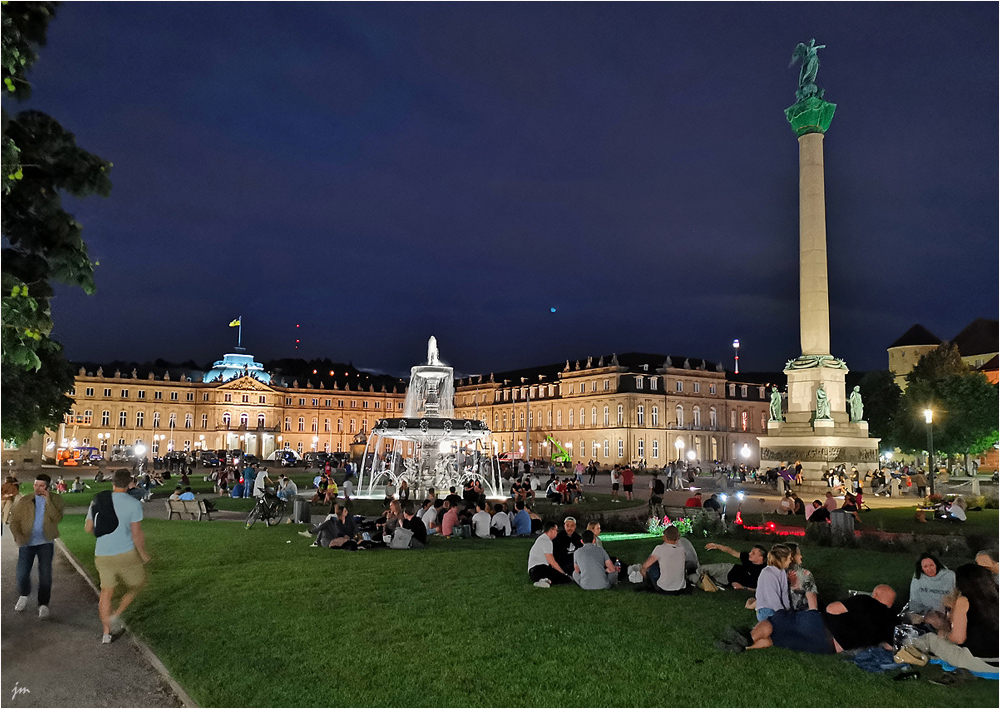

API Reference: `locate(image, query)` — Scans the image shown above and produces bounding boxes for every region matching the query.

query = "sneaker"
[14,596,28,612]
[110,615,123,634]
[297,531,313,538]
[533,579,552,588]
[102,633,113,645]
[38,605,50,619]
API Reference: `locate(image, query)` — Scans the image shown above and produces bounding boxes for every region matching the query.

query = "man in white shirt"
[471,501,491,539]
[527,522,573,588]
[640,526,689,595]
[490,503,512,537]
[423,501,440,535]
[253,468,272,498]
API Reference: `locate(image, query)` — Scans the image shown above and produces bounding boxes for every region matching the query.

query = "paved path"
[1,529,186,708]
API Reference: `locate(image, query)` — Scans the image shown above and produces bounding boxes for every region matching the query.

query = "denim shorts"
[756,607,777,622]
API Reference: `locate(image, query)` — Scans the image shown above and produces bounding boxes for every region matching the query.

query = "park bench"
[663,505,710,521]
[165,499,213,521]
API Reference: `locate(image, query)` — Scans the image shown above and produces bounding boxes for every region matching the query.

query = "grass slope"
[59,517,997,707]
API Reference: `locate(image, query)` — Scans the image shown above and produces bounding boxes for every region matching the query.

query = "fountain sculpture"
[356,337,504,498]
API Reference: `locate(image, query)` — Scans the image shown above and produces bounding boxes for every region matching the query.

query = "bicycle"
[245,490,287,529]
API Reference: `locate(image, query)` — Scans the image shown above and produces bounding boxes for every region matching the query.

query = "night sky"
[22,2,998,378]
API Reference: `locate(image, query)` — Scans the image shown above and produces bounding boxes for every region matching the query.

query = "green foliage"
[856,369,901,448]
[893,344,998,456]
[1,2,112,444]
[57,518,999,707]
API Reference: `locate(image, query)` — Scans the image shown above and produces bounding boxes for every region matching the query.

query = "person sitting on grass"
[639,526,689,595]
[277,475,298,502]
[326,505,359,551]
[975,549,998,586]
[424,499,443,536]
[399,503,427,548]
[440,500,460,537]
[700,542,767,590]
[544,478,561,504]
[840,492,861,524]
[748,544,793,622]
[552,516,584,576]
[805,499,830,523]
[71,477,84,493]
[512,500,532,537]
[902,564,998,675]
[527,522,574,588]
[935,495,967,523]
[471,501,491,539]
[300,503,342,549]
[907,552,956,631]
[573,530,618,590]
[490,503,511,537]
[785,543,818,611]
[376,500,403,542]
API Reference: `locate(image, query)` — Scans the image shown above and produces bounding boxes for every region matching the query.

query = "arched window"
[603,406,609,426]
[616,405,623,426]
[693,406,701,428]
[603,439,609,457]
[675,405,684,427]
[184,413,193,429]
[337,418,343,432]
[223,412,231,427]
[556,410,562,426]
[637,405,644,426]
[239,413,248,427]
[591,407,597,425]
[119,411,128,427]
[710,407,717,428]
[258,413,266,428]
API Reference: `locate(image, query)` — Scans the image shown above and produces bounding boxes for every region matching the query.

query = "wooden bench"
[165,499,213,521]
[663,505,709,521]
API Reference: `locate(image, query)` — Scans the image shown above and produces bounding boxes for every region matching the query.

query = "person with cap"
[10,473,65,618]
[552,516,584,575]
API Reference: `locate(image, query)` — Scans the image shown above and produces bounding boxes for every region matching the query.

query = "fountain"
[356,337,504,498]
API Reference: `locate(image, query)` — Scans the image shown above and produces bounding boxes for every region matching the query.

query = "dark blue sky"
[24,2,998,377]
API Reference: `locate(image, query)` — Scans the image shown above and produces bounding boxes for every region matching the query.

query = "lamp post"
[733,339,740,374]
[924,409,935,496]
[675,437,684,464]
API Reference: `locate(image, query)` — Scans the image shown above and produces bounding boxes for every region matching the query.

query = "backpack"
[389,526,415,549]
[91,490,120,538]
[653,478,665,495]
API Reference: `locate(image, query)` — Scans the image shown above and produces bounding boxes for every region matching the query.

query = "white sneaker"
[38,605,50,619]
[297,531,313,538]
[14,596,29,612]
[110,615,122,634]
[102,633,113,644]
[533,579,552,588]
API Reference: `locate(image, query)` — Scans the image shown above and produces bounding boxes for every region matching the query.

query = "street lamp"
[674,438,684,463]
[924,409,935,496]
[733,339,740,374]
[740,443,751,460]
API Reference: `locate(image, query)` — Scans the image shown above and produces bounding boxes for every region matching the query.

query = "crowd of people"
[526,513,998,676]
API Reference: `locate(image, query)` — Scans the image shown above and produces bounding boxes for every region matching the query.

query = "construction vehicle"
[545,436,572,464]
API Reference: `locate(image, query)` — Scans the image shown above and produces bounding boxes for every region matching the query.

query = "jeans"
[17,542,54,606]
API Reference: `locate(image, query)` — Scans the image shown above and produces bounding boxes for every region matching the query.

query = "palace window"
[568,409,574,426]
[350,419,356,433]
[694,382,700,393]
[338,419,343,432]
[119,411,127,427]
[102,411,111,426]
[604,379,610,391]
[135,411,144,428]
[202,414,209,428]
[741,411,749,432]
[603,440,609,457]
[710,407,717,428]
[591,381,597,392]
[187,393,194,401]
[638,439,644,458]
[651,406,659,426]
[224,394,232,403]
[103,388,112,397]
[636,377,643,390]
[137,390,145,399]
[185,414,193,429]
[652,440,659,459]
[311,418,318,432]
[618,439,624,458]
[298,417,305,432]
[675,405,684,427]
[710,384,716,395]
[243,395,250,403]
[284,417,291,431]
[557,410,562,427]
[121,389,129,398]
[170,392,178,401]
[741,385,748,397]
[637,405,645,426]
[731,410,737,429]
[616,405,623,426]
[324,418,331,432]
[693,406,701,428]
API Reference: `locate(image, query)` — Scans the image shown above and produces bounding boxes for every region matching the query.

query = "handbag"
[390,527,415,549]
[699,573,720,592]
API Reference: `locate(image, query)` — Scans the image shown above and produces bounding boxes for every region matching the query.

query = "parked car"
[265,449,301,467]
[302,451,333,469]
[195,450,221,467]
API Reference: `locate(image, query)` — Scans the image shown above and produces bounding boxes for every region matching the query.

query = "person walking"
[84,469,151,644]
[9,473,65,618]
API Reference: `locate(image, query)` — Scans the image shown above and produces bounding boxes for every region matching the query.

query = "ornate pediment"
[216,375,277,393]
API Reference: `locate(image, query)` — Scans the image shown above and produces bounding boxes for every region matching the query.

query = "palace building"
[13,348,773,469]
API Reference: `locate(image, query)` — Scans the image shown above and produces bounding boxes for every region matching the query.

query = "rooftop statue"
[790,38,826,101]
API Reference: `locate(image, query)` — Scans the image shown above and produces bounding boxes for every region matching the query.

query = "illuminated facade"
[19,351,769,469]
[453,353,770,467]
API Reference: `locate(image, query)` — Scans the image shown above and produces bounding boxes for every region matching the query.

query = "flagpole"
[238,316,242,348]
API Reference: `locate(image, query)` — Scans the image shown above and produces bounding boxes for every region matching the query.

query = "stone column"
[798,132,830,356]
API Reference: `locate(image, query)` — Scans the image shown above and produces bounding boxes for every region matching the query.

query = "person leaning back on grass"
[85,468,151,644]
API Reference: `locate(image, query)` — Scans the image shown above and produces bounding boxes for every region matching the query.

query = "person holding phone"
[9,473,65,618]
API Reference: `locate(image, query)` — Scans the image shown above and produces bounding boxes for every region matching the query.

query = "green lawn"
[59,516,997,707]
[751,508,999,538]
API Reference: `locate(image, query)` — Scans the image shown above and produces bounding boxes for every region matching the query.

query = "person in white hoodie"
[907,552,956,630]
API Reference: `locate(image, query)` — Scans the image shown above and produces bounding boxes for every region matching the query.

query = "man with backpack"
[648,472,666,517]
[84,469,151,644]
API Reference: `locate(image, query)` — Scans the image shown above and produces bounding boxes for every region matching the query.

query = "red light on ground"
[766,521,776,530]
[734,511,743,526]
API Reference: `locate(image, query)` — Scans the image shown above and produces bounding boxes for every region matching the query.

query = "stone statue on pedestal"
[848,385,864,422]
[769,387,783,422]
[814,383,832,420]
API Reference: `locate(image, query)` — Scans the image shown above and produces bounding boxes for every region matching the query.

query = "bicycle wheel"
[267,502,286,527]
[246,505,261,529]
